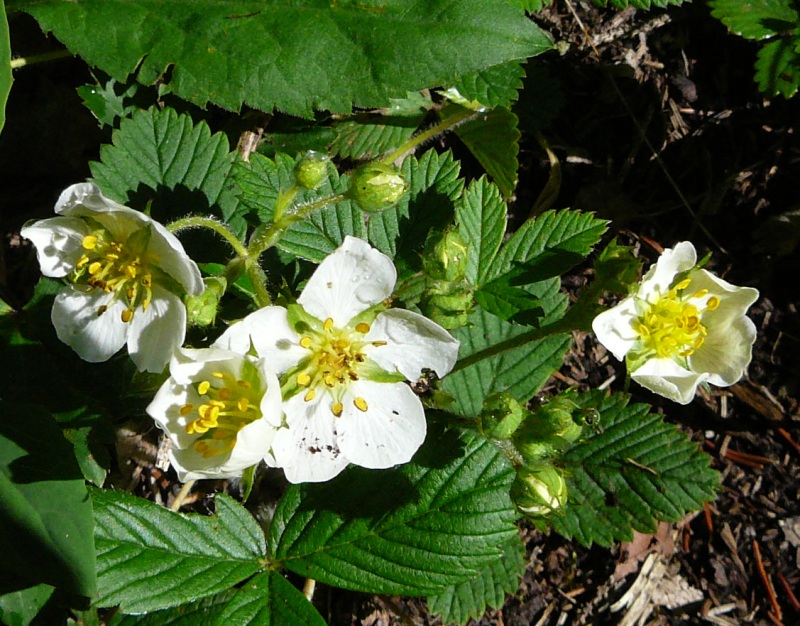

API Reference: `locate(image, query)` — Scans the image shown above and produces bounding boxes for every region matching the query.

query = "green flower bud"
[294,151,329,190]
[512,392,587,464]
[478,392,528,440]
[420,279,474,330]
[425,229,469,282]
[511,465,568,517]
[594,238,642,296]
[185,277,226,327]
[348,163,407,213]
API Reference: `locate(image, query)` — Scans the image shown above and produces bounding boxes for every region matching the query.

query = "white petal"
[55,183,130,216]
[298,236,396,327]
[51,288,128,362]
[690,315,757,387]
[640,241,697,295]
[147,377,201,450]
[337,381,426,469]
[128,286,186,373]
[272,392,349,483]
[631,358,708,405]
[21,217,91,278]
[214,306,309,374]
[591,296,639,361]
[365,309,460,379]
[144,220,204,296]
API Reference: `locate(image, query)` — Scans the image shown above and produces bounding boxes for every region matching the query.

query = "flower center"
[181,371,262,458]
[634,278,720,359]
[73,230,153,323]
[294,318,386,417]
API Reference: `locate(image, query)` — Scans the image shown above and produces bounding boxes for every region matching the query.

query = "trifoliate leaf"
[454,105,521,199]
[755,36,800,98]
[0,0,11,135]
[450,61,527,109]
[455,177,507,287]
[13,1,552,118]
[548,392,720,547]
[271,427,517,596]
[427,535,525,625]
[367,149,464,275]
[108,572,326,626]
[93,490,267,613]
[89,107,244,233]
[0,584,54,626]
[0,402,96,597]
[475,276,545,326]
[709,0,799,40]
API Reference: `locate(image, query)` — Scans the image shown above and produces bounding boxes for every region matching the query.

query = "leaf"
[55,407,112,486]
[14,1,553,118]
[455,177,507,287]
[450,61,526,109]
[454,105,520,199]
[0,402,96,597]
[93,490,266,613]
[427,536,525,626]
[367,149,464,274]
[548,392,720,547]
[474,276,545,326]
[709,0,799,40]
[0,0,11,135]
[271,427,517,596]
[0,584,55,626]
[76,78,137,128]
[108,572,326,626]
[755,36,800,98]
[512,0,549,10]
[590,0,689,8]
[443,288,571,417]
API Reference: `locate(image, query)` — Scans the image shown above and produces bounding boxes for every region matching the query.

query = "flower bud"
[186,277,226,327]
[348,163,407,213]
[294,151,329,190]
[478,392,528,440]
[511,465,568,517]
[512,393,586,464]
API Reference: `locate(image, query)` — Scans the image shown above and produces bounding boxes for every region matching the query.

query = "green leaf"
[549,392,720,547]
[0,0,11,135]
[89,107,243,233]
[427,536,525,625]
[14,1,552,118]
[77,79,137,128]
[93,490,266,613]
[109,572,326,626]
[450,61,526,109]
[755,36,800,98]
[367,149,464,274]
[443,288,571,417]
[454,105,520,199]
[709,0,799,40]
[512,0,549,10]
[55,408,111,486]
[590,0,689,8]
[0,402,96,597]
[455,177,507,287]
[474,276,545,326]
[0,584,55,626]
[271,427,517,596]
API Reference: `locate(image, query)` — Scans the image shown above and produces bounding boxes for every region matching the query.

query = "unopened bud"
[186,277,226,327]
[348,163,407,213]
[425,229,469,282]
[294,151,329,190]
[478,392,527,440]
[511,465,568,517]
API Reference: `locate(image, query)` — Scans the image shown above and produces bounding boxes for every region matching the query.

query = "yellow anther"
[371,340,387,347]
[706,296,720,310]
[238,397,250,411]
[297,372,311,386]
[354,397,368,412]
[675,278,692,291]
[355,322,371,334]
[324,374,337,388]
[121,309,134,323]
[105,253,119,261]
[179,403,194,416]
[304,388,317,402]
[142,275,152,288]
[194,441,209,454]
[82,235,98,250]
[76,255,89,268]
[212,372,225,379]
[97,305,108,316]
[125,265,137,279]
[209,400,226,408]
[88,261,103,275]
[218,387,232,401]
[332,402,344,417]
[300,336,313,349]
[237,379,251,389]
[324,318,334,332]
[693,289,708,299]
[198,380,211,395]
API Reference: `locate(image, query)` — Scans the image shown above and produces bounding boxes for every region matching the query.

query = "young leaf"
[427,535,525,625]
[454,106,520,199]
[89,107,243,232]
[14,1,552,117]
[0,402,96,597]
[0,584,55,626]
[548,392,720,547]
[709,0,799,40]
[271,427,517,596]
[93,490,267,613]
[455,177,507,287]
[0,0,11,135]
[76,78,137,127]
[108,572,326,626]
[450,60,527,109]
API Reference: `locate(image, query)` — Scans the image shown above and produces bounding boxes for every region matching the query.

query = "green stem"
[167,216,249,259]
[379,106,479,165]
[9,49,72,69]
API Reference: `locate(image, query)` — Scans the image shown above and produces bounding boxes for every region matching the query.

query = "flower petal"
[128,285,187,373]
[51,288,128,362]
[271,392,349,483]
[298,236,396,327]
[21,216,91,278]
[591,296,640,361]
[144,221,204,296]
[631,357,708,405]
[337,380,426,469]
[365,308,460,379]
[640,241,697,295]
[214,306,309,374]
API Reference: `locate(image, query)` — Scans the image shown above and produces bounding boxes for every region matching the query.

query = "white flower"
[215,236,460,483]
[593,241,759,404]
[146,347,282,481]
[21,183,203,372]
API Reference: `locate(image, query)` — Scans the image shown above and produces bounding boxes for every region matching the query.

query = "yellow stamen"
[354,397,368,412]
[355,322,370,334]
[238,397,250,411]
[300,336,313,349]
[332,402,344,417]
[324,318,334,332]
[82,235,98,250]
[237,379,251,389]
[304,388,317,402]
[371,340,387,347]
[88,261,102,275]
[675,278,692,291]
[707,296,720,310]
[198,380,211,395]
[297,372,311,386]
[180,403,194,416]
[218,387,232,401]
[212,372,225,379]
[121,309,134,323]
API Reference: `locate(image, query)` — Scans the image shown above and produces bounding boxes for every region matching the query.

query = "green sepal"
[185,277,226,327]
[477,392,529,440]
[285,303,323,335]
